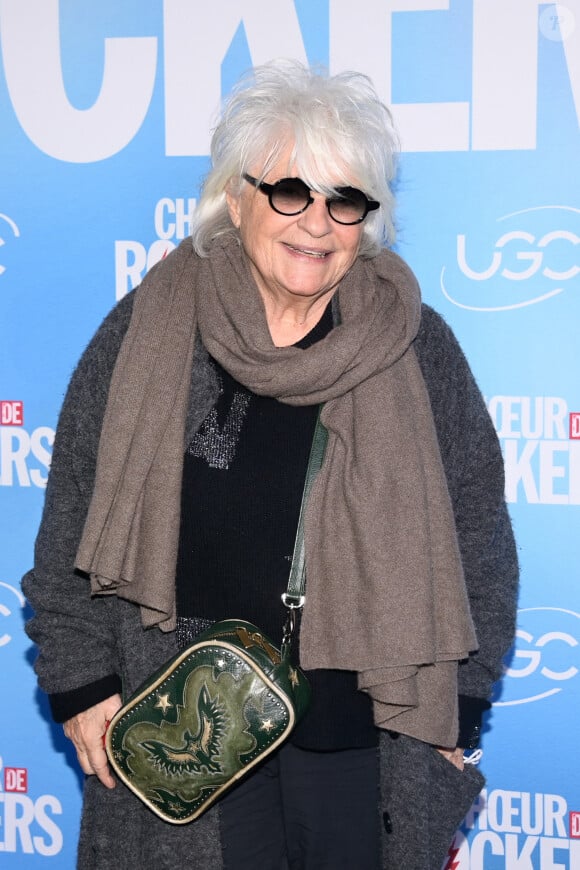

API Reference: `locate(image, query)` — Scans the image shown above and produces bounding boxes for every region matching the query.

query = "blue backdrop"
[1,2,579,867]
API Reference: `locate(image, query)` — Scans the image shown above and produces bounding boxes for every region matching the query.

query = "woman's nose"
[296,193,333,236]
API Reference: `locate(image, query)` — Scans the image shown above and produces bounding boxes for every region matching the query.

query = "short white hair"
[191,59,399,258]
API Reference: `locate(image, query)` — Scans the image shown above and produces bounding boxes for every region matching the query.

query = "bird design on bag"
[140,683,226,776]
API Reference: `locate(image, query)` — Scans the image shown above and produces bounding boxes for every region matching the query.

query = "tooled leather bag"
[105,413,327,824]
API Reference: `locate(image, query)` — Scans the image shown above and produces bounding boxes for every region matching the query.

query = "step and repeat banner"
[1,1,579,867]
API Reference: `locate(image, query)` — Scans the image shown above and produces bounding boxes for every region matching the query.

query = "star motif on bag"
[260,718,275,732]
[154,692,174,714]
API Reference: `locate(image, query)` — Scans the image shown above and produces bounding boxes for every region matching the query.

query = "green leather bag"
[105,413,327,824]
[105,618,310,823]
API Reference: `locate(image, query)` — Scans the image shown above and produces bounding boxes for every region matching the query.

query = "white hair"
[191,59,399,257]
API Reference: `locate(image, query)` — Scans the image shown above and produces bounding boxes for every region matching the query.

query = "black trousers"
[219,743,382,870]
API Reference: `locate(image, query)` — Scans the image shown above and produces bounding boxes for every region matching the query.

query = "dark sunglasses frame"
[243,173,380,225]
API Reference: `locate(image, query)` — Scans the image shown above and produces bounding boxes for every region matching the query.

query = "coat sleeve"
[22,292,135,719]
[414,306,519,703]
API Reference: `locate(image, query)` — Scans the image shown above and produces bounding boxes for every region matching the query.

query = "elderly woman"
[23,60,518,869]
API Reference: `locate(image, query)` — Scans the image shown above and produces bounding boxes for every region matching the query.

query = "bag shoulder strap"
[282,407,328,610]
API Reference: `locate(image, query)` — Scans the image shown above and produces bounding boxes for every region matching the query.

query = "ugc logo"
[0,581,25,648]
[0,213,20,277]
[494,607,579,706]
[440,206,580,311]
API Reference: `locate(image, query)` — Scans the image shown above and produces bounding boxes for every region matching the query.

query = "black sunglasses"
[243,173,380,225]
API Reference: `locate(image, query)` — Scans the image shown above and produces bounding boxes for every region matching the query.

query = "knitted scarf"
[76,235,477,746]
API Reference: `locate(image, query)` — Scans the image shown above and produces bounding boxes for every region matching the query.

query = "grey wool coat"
[23,274,518,870]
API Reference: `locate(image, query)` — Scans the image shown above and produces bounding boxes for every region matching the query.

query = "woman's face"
[226,150,365,309]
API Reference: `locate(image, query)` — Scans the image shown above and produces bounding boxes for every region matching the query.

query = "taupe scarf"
[76,236,477,746]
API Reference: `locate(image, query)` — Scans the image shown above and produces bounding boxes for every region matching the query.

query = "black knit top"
[174,305,378,750]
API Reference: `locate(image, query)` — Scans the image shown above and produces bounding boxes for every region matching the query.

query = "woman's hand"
[63,694,122,789]
[436,746,465,771]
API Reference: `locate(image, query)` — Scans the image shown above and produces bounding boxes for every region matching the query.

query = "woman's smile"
[283,242,331,259]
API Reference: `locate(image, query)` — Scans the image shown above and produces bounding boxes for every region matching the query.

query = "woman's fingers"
[63,694,122,789]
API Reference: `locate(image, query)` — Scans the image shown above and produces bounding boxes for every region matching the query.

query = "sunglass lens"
[271,179,310,215]
[328,188,368,224]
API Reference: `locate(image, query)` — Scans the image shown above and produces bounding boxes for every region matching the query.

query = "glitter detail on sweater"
[176,616,214,650]
[187,370,250,470]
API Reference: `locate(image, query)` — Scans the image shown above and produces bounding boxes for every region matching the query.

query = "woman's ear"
[225,184,241,228]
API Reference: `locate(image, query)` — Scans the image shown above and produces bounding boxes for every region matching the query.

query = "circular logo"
[0,581,25,648]
[495,607,579,706]
[0,213,21,277]
[539,4,577,42]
